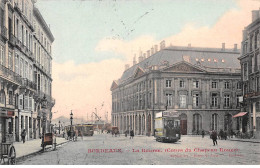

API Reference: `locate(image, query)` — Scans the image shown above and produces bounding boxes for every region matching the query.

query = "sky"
[36,0,260,121]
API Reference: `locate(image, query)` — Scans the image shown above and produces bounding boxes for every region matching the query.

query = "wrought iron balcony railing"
[0,63,22,85]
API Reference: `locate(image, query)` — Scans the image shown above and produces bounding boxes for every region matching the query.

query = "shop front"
[0,109,15,143]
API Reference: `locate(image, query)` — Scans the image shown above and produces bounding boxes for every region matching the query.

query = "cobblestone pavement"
[18,134,260,165]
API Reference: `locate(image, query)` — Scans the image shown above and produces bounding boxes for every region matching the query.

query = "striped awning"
[232,112,247,118]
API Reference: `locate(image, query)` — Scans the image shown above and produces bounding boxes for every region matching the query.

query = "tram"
[154,110,181,143]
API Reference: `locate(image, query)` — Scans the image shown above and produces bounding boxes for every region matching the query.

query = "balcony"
[1,26,8,40]
[0,63,22,85]
[20,78,37,91]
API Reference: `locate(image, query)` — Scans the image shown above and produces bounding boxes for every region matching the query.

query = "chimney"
[222,43,225,51]
[154,45,158,52]
[133,55,137,65]
[234,44,238,51]
[252,10,260,22]
[147,50,150,57]
[160,40,165,50]
[151,47,154,55]
[125,64,130,70]
[188,43,191,48]
[138,56,143,63]
[143,53,146,59]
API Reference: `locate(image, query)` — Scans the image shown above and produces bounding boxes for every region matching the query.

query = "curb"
[228,139,260,143]
[15,140,69,163]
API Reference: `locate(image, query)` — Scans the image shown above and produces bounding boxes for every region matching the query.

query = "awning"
[232,112,247,118]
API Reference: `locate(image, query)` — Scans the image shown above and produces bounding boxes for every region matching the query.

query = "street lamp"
[70,110,73,138]
[59,120,61,134]
[41,95,47,151]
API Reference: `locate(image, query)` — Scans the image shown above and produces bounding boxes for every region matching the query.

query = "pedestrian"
[211,130,218,146]
[125,130,128,137]
[224,131,227,140]
[21,129,26,143]
[130,130,134,139]
[201,129,205,138]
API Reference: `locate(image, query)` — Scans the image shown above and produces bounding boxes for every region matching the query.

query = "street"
[18,134,260,165]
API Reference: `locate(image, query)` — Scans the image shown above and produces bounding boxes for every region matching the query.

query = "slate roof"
[117,46,241,85]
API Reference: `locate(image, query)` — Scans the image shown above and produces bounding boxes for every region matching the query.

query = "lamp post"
[41,95,47,151]
[70,110,73,139]
[59,120,61,134]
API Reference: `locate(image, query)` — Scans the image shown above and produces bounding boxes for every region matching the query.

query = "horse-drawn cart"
[0,141,16,165]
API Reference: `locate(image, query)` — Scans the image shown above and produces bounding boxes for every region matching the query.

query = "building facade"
[239,9,260,139]
[0,0,54,143]
[111,42,242,136]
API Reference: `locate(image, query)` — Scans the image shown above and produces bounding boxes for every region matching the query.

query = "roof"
[117,46,241,85]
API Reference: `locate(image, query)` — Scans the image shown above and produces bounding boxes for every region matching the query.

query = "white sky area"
[35,0,260,121]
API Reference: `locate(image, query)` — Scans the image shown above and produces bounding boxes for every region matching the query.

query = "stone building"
[0,0,54,143]
[239,9,260,139]
[111,42,242,135]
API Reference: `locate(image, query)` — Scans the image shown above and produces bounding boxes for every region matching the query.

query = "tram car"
[77,124,94,136]
[154,110,181,143]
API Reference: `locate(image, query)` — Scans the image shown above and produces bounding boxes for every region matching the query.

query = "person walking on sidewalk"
[201,129,205,138]
[21,129,26,143]
[211,130,218,146]
[130,130,134,139]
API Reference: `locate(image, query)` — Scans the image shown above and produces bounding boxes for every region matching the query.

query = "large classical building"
[0,0,54,143]
[239,9,260,139]
[111,42,242,136]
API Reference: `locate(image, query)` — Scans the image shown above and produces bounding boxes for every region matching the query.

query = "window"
[224,81,230,89]
[0,91,5,104]
[180,95,186,108]
[24,96,28,110]
[193,114,202,132]
[212,114,218,130]
[193,81,199,88]
[8,91,13,105]
[19,95,23,109]
[0,45,5,65]
[29,97,32,110]
[166,93,172,107]
[212,81,217,89]
[25,61,28,79]
[20,58,24,77]
[8,51,13,70]
[193,94,199,107]
[15,55,19,74]
[237,82,242,90]
[243,62,248,81]
[180,80,185,88]
[236,95,241,107]
[224,95,230,107]
[212,93,218,107]
[166,80,171,88]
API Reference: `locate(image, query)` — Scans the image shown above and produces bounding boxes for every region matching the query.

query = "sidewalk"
[14,137,68,161]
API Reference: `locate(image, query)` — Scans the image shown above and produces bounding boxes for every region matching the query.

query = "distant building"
[239,9,260,139]
[0,0,54,143]
[111,43,242,135]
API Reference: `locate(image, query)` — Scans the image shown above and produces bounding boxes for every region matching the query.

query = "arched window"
[193,114,202,132]
[0,90,6,105]
[224,114,232,131]
[212,113,218,131]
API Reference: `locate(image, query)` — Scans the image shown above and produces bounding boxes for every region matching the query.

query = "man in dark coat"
[130,130,134,139]
[211,130,218,146]
[201,130,205,138]
[21,129,26,143]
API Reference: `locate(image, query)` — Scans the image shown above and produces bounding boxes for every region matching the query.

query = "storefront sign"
[0,110,14,117]
[163,111,178,117]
